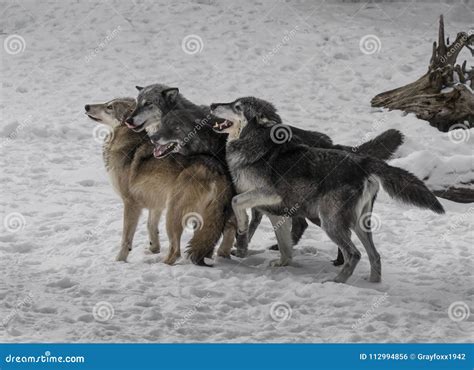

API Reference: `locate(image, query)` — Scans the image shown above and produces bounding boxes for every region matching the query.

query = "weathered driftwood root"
[433,186,474,204]
[371,15,474,132]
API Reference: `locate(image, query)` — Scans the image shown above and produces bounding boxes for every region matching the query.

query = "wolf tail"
[175,165,233,266]
[355,129,404,160]
[366,159,445,214]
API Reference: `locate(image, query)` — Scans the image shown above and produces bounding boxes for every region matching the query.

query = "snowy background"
[0,0,473,342]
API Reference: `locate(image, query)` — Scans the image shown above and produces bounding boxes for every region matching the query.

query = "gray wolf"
[124,84,209,134]
[84,98,234,265]
[142,84,404,264]
[246,127,404,265]
[208,96,444,283]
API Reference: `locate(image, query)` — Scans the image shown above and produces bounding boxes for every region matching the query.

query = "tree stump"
[371,15,474,132]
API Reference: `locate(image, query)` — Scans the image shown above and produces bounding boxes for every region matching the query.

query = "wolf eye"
[106,105,113,110]
[143,101,152,107]
[234,103,242,112]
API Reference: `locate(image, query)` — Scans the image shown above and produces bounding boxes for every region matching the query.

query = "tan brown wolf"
[84,98,235,265]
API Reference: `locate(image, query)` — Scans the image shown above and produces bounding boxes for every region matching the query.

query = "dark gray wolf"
[208,96,444,283]
[142,85,404,264]
[84,98,234,265]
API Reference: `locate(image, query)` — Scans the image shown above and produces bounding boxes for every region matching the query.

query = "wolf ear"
[136,86,144,91]
[256,113,276,127]
[162,88,179,104]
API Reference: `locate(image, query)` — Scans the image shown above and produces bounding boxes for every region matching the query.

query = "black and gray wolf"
[208,96,444,283]
[246,127,404,265]
[142,84,404,265]
[84,98,234,265]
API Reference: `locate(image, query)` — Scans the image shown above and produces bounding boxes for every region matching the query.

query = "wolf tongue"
[153,145,166,158]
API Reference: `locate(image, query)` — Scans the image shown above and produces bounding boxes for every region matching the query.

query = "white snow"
[0,0,473,342]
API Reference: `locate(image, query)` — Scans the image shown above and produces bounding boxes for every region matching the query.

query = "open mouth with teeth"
[153,142,178,158]
[212,119,234,132]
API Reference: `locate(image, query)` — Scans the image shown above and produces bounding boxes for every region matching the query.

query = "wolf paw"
[217,249,231,259]
[149,241,160,254]
[367,274,381,283]
[323,274,348,284]
[269,258,291,267]
[163,256,178,265]
[231,248,248,258]
[115,249,129,262]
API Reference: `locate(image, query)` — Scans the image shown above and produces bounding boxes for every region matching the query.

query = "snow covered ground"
[0,0,473,342]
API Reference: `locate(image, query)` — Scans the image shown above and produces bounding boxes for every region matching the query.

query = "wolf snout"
[209,103,217,112]
[84,104,90,112]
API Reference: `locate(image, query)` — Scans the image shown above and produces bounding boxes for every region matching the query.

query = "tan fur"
[85,99,235,264]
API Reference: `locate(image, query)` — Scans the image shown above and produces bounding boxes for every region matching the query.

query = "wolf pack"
[85,84,444,284]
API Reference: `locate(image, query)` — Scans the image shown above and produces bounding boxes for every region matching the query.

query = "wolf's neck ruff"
[102,126,148,172]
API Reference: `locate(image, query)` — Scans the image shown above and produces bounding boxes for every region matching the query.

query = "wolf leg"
[217,218,236,258]
[308,216,344,266]
[354,196,381,282]
[147,208,162,253]
[267,214,293,266]
[116,202,142,262]
[268,217,308,251]
[231,190,282,234]
[164,209,183,265]
[233,233,249,257]
[322,222,361,283]
[291,217,308,245]
[332,249,344,266]
[248,208,263,242]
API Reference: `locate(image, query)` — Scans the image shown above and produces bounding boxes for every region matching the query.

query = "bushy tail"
[356,129,404,160]
[176,166,233,266]
[366,159,445,214]
[186,198,227,266]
